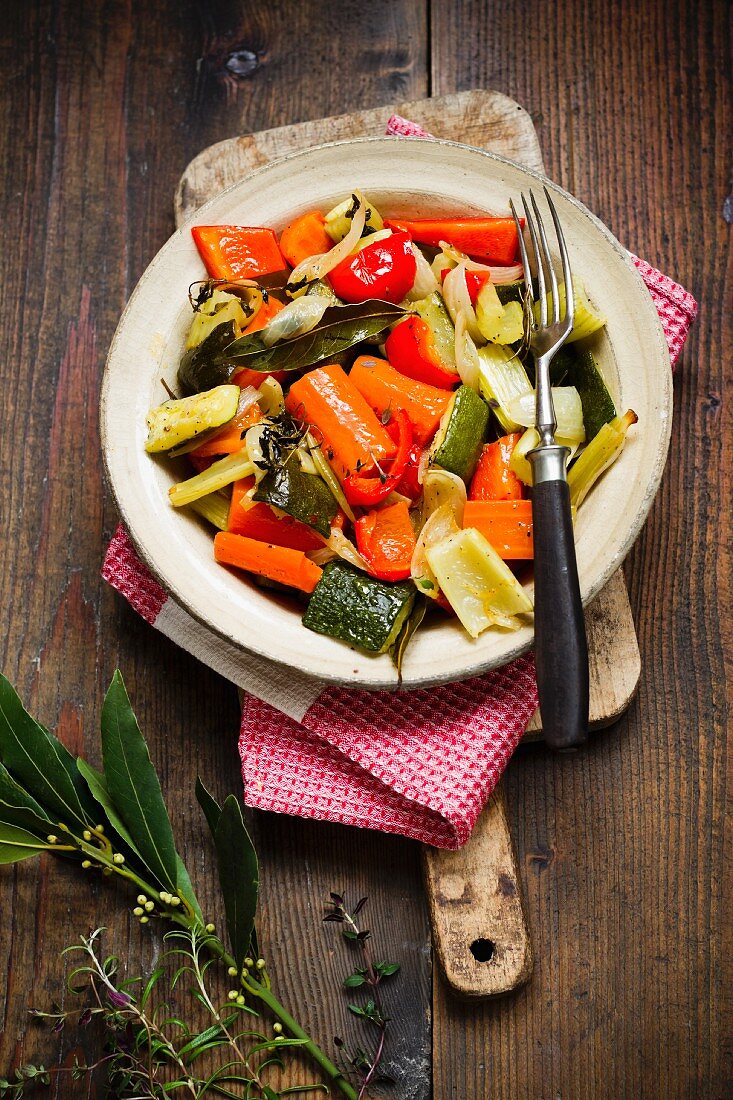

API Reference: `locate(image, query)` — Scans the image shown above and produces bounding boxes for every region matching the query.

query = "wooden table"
[1,2,730,1096]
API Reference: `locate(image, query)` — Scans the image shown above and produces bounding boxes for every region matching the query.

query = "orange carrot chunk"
[279,210,333,268]
[214,531,322,593]
[227,477,325,552]
[349,355,452,445]
[469,435,524,501]
[285,363,396,482]
[462,500,534,560]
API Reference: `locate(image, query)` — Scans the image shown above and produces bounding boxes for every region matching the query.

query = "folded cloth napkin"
[102,115,697,849]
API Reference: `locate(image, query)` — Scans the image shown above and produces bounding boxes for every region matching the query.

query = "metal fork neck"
[534,351,557,447]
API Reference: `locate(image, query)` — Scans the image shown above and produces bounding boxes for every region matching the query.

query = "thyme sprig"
[324,894,400,1098]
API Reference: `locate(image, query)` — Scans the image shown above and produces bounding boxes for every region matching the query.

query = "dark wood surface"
[0,1,730,1097]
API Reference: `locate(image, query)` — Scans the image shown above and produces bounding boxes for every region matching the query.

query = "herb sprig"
[0,672,365,1099]
[324,894,400,1097]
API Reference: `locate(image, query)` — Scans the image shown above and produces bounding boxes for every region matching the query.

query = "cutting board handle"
[422,785,532,998]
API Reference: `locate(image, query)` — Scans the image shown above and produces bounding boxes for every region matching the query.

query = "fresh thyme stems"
[0,671,368,1100]
[324,894,401,1097]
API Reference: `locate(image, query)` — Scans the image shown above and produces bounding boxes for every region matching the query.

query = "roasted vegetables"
[143,188,636,664]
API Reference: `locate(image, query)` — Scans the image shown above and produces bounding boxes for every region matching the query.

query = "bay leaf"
[76,757,147,863]
[0,820,52,865]
[389,595,427,684]
[195,776,221,838]
[224,299,407,373]
[0,761,53,837]
[0,674,96,829]
[100,671,177,892]
[213,795,259,974]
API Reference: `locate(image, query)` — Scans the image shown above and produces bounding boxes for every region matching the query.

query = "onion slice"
[443,261,483,343]
[288,197,367,289]
[259,296,329,347]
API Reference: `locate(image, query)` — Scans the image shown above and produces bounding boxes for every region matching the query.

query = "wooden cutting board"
[176,89,641,999]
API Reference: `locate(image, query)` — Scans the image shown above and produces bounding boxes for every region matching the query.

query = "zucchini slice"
[302,561,416,654]
[413,292,457,369]
[431,385,491,483]
[550,346,616,440]
[253,453,339,538]
[145,384,240,453]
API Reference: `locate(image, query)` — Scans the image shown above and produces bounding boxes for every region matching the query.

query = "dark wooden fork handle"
[531,471,589,750]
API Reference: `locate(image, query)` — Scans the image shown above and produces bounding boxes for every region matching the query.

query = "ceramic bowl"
[101,137,672,690]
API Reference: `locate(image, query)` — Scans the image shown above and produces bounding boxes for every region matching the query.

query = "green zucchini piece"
[495,282,525,307]
[550,346,616,440]
[431,385,491,483]
[178,320,240,396]
[303,562,415,654]
[145,384,240,453]
[253,452,338,538]
[413,292,456,368]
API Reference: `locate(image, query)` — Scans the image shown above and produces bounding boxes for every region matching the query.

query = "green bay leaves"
[223,299,407,374]
[100,671,178,893]
[0,821,55,865]
[197,781,259,975]
[0,675,96,829]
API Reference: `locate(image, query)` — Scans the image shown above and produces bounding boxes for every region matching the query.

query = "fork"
[509,188,589,750]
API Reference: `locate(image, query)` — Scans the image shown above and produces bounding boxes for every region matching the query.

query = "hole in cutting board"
[470,938,495,962]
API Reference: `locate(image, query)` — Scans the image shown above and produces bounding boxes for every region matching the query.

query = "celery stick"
[168,452,254,507]
[187,491,230,531]
[567,410,637,507]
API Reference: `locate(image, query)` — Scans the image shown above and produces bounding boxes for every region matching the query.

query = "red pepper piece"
[328,231,417,304]
[469,435,524,501]
[192,226,287,281]
[384,315,459,390]
[386,216,521,265]
[355,500,417,582]
[227,477,326,551]
[440,267,490,305]
[395,440,424,501]
[342,408,414,507]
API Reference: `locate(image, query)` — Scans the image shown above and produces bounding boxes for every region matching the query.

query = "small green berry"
[256,958,266,970]
[113,853,125,865]
[241,968,249,978]
[273,1022,283,1034]
[227,990,238,1001]
[170,895,181,907]
[46,835,57,845]
[102,867,113,877]
[140,915,149,924]
[81,860,92,869]
[205,923,215,934]
[244,956,254,968]
[137,895,147,905]
[227,966,238,977]
[58,823,69,832]
[133,907,144,917]
[236,995,245,1006]
[95,825,105,834]
[82,830,92,841]
[144,901,154,912]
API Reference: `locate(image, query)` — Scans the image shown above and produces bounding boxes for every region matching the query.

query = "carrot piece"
[243,295,284,335]
[349,355,452,445]
[214,531,323,593]
[354,500,417,581]
[192,226,286,280]
[462,500,534,559]
[285,363,396,482]
[227,477,325,551]
[279,210,333,268]
[469,435,524,501]
[384,216,520,265]
[190,403,262,459]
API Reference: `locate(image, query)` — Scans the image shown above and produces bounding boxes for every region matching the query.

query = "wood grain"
[0,1,730,1098]
[423,790,533,999]
[431,1,732,1098]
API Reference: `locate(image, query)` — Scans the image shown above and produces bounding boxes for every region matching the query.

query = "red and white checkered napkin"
[102,116,697,849]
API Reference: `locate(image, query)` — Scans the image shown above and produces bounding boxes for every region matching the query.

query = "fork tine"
[509,198,532,306]
[530,191,559,325]
[544,186,575,335]
[522,192,547,327]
